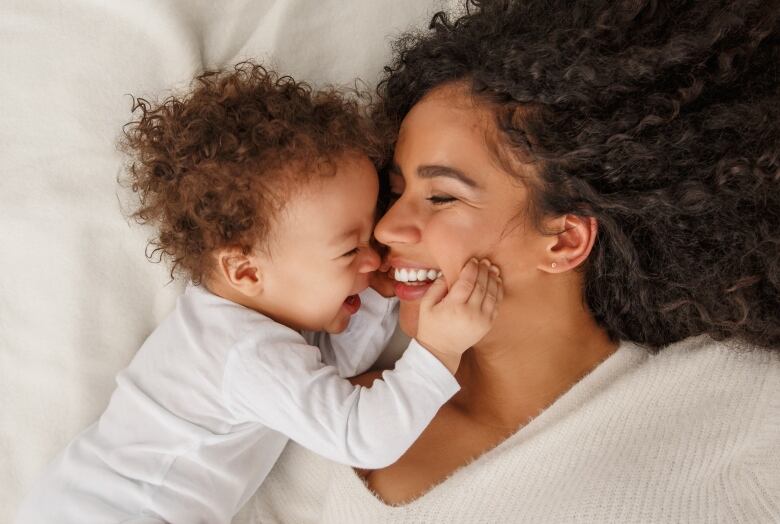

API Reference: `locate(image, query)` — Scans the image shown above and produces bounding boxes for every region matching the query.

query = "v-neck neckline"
[338,339,648,511]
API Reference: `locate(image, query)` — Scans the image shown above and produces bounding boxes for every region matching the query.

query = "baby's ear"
[216,247,264,297]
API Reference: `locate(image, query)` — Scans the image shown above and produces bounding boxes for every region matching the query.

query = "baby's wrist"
[415,338,462,375]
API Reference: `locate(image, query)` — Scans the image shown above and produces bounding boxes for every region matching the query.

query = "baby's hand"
[369,258,396,298]
[415,258,503,374]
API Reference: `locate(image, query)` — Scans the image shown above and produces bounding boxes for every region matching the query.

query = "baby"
[16,63,502,524]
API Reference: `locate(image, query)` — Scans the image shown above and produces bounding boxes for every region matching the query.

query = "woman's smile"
[386,256,442,301]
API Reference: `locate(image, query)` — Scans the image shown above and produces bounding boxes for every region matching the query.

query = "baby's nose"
[359,245,381,273]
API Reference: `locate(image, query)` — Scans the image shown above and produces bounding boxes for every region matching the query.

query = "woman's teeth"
[393,267,442,283]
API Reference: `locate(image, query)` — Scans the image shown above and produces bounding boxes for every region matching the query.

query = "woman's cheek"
[426,219,464,267]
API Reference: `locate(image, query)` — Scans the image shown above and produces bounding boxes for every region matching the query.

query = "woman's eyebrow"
[418,165,479,188]
[390,162,480,188]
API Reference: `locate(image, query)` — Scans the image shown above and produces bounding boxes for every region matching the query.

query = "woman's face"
[374,84,552,337]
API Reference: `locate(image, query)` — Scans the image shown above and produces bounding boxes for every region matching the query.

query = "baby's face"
[255,153,381,334]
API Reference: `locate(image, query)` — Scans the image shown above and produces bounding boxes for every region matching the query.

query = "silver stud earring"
[551,262,557,269]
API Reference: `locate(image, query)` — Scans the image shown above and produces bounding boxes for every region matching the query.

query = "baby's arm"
[302,288,398,378]
[223,259,502,469]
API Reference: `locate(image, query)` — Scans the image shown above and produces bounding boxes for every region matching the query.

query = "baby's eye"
[342,247,360,258]
[427,195,456,205]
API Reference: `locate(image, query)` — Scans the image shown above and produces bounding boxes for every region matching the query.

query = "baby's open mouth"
[391,267,442,285]
[342,294,361,314]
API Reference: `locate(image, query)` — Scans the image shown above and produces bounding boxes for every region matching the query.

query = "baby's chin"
[398,301,421,339]
[322,313,350,335]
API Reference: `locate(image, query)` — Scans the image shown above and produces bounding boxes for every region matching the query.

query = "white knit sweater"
[237,336,780,523]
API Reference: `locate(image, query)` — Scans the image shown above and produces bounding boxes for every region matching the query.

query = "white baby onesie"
[16,284,459,524]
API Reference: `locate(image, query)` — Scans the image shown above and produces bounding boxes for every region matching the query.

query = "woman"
[244,1,779,521]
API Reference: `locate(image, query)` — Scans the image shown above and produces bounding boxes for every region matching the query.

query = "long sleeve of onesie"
[302,288,398,378]
[222,324,459,469]
[13,285,449,524]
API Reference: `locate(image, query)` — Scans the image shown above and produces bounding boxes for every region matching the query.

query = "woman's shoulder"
[639,335,780,397]
[621,335,779,425]
[549,335,779,435]
[669,338,779,514]
[627,335,780,505]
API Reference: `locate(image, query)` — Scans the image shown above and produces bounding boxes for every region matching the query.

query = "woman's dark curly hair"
[375,0,780,349]
[121,61,384,284]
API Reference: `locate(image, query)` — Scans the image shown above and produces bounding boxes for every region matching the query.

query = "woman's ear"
[537,214,597,273]
[216,247,264,297]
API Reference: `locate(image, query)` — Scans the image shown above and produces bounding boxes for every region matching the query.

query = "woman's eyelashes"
[427,194,455,205]
[341,247,360,258]
[387,190,455,205]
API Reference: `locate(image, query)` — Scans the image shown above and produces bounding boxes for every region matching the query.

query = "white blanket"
[0,1,451,521]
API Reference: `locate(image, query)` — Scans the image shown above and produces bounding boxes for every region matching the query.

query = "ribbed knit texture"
[239,336,780,523]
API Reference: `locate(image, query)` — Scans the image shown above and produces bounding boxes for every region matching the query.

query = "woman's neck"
[451,284,618,431]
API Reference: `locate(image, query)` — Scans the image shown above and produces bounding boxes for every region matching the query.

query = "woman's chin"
[398,301,420,338]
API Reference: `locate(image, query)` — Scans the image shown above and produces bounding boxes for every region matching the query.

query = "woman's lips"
[392,280,432,301]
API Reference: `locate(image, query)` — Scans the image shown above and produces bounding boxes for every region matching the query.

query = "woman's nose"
[374,199,421,246]
[358,244,381,273]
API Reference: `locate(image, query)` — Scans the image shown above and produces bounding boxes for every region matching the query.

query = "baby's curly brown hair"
[120,62,385,284]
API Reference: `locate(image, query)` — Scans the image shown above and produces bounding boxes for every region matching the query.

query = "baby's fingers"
[492,278,504,320]
[467,260,492,308]
[420,276,448,311]
[445,258,479,303]
[481,268,501,315]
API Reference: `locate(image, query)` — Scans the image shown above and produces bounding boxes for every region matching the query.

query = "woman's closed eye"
[341,247,360,258]
[427,194,456,205]
[387,191,456,205]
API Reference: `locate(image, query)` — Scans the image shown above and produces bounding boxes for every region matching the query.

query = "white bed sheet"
[0,1,451,521]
